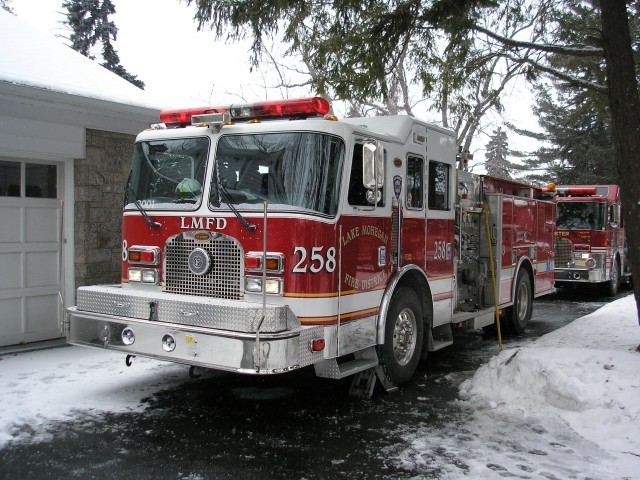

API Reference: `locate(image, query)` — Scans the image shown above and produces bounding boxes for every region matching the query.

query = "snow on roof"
[0,8,166,110]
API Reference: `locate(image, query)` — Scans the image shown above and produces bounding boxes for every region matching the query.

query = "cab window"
[406,155,423,209]
[428,161,450,210]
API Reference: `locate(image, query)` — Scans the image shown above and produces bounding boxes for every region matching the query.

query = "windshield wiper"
[126,189,162,229]
[218,183,257,231]
[134,199,162,229]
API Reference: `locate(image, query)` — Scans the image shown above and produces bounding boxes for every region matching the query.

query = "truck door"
[425,128,456,326]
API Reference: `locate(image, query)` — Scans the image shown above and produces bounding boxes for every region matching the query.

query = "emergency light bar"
[556,187,597,197]
[159,97,331,127]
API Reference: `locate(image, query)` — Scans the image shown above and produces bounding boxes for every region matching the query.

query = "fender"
[377,264,431,344]
[510,255,534,306]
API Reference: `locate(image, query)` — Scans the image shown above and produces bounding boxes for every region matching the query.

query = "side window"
[406,155,423,209]
[348,143,384,207]
[428,160,450,210]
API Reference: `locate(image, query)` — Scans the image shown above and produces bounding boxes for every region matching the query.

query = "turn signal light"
[310,339,325,352]
[128,246,160,265]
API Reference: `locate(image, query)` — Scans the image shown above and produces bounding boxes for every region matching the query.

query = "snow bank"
[460,294,640,469]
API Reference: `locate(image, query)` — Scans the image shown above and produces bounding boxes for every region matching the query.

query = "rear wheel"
[377,288,423,386]
[508,270,532,334]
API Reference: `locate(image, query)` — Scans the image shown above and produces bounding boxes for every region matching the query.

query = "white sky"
[11,0,289,107]
[1,294,638,478]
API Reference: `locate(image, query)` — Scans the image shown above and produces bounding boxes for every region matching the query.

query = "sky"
[9,0,539,169]
[0,294,639,478]
[10,0,311,108]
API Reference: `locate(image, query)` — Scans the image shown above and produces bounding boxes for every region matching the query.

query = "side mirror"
[610,204,621,227]
[362,141,384,189]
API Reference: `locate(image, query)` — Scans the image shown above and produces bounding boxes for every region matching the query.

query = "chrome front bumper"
[66,285,325,373]
[554,268,606,284]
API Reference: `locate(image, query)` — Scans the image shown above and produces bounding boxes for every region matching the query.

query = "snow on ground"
[0,348,186,446]
[0,295,639,479]
[391,294,640,479]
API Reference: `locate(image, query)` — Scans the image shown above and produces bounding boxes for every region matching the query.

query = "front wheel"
[508,270,532,334]
[377,288,424,387]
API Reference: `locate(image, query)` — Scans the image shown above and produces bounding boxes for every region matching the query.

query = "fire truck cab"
[551,184,631,296]
[66,97,555,390]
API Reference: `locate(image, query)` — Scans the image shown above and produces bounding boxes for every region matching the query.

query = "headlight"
[244,276,283,295]
[128,268,158,284]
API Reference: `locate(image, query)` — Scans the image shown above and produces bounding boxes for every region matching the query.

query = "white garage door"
[0,159,62,347]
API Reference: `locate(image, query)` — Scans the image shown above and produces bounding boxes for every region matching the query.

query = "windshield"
[556,201,607,230]
[125,137,209,210]
[211,133,345,216]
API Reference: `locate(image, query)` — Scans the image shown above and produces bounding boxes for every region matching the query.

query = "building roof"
[0,9,165,134]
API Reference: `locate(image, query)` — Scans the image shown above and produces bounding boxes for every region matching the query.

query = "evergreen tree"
[484,127,513,179]
[1,0,13,13]
[62,0,144,89]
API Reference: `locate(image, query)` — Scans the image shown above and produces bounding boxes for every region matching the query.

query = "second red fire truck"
[66,97,555,391]
[550,184,631,296]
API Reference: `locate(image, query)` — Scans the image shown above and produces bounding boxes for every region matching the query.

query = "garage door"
[0,159,62,347]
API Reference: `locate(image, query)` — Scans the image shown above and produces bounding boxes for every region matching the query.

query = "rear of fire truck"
[552,185,630,296]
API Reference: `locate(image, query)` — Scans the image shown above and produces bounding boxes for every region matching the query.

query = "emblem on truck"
[188,248,212,276]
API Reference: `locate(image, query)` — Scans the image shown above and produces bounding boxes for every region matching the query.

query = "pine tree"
[1,0,14,13]
[62,0,144,89]
[484,127,512,179]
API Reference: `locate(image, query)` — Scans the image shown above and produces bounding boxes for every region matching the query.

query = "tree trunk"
[599,0,640,323]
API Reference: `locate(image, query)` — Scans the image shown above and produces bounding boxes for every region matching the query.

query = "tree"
[1,0,13,14]
[484,127,514,179]
[513,1,635,185]
[524,83,615,184]
[62,0,145,89]
[599,0,640,323]
[186,0,543,154]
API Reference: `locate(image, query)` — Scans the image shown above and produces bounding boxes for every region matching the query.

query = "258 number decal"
[433,241,450,260]
[292,246,337,273]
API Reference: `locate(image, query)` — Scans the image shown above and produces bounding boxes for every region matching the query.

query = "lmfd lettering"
[180,217,227,230]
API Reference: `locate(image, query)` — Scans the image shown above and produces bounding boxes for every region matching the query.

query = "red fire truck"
[66,97,555,391]
[551,184,630,296]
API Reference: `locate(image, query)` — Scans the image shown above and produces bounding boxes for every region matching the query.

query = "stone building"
[0,10,163,346]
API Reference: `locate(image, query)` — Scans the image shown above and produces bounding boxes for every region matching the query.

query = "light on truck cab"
[244,253,285,273]
[128,246,160,265]
[244,276,283,295]
[158,97,331,127]
[573,244,590,252]
[159,106,228,127]
[556,187,597,197]
[546,183,556,192]
[127,268,158,284]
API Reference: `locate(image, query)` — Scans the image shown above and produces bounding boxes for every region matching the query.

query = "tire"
[508,270,532,334]
[377,288,424,387]
[606,258,620,297]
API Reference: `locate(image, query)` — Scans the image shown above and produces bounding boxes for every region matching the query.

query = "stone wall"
[74,129,135,289]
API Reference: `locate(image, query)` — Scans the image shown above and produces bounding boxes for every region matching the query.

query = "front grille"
[555,237,572,266]
[164,234,242,299]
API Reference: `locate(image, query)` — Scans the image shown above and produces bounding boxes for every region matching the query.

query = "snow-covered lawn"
[1,295,639,479]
